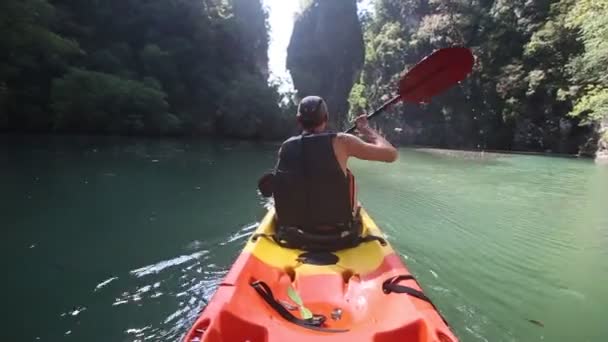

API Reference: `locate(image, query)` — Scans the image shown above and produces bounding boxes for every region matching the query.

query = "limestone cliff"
[287,0,364,129]
[596,118,608,165]
[232,0,269,78]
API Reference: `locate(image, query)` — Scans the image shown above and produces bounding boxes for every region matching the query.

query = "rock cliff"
[287,0,364,129]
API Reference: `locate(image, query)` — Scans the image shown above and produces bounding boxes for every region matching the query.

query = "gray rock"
[287,0,364,129]
[596,119,608,164]
[596,152,608,165]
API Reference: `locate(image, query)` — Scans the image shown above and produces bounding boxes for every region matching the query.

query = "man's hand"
[353,114,377,143]
[338,114,398,163]
[354,114,371,132]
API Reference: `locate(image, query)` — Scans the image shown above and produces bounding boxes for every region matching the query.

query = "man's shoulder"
[280,135,304,154]
[334,132,359,145]
[333,133,359,155]
[282,135,301,144]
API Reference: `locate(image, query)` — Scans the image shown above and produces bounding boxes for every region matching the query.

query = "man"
[259,96,397,249]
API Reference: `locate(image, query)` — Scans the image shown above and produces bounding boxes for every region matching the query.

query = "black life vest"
[272,132,353,232]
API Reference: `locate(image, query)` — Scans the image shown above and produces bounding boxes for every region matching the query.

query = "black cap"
[297,96,328,127]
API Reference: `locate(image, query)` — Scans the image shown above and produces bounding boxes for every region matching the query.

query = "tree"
[351,0,600,154]
[51,68,174,134]
[564,0,608,127]
[0,0,289,139]
[0,0,79,130]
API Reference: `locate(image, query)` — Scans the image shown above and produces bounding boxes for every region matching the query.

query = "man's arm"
[339,115,398,163]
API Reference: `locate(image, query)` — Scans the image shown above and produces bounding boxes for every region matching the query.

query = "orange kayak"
[184,207,458,342]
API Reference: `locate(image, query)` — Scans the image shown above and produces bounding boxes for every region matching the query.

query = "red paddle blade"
[399,47,474,103]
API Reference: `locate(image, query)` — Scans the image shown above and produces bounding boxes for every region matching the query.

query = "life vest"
[272,132,355,233]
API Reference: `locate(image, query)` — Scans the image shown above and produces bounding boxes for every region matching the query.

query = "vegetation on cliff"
[2,0,606,155]
[0,0,291,138]
[350,0,608,155]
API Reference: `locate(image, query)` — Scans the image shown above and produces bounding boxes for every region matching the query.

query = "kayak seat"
[296,251,340,265]
[250,213,386,253]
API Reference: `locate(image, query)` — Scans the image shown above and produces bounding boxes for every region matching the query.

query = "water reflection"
[82,222,257,342]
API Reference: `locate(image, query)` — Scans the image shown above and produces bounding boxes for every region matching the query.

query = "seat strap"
[251,233,276,243]
[250,233,290,248]
[358,234,387,246]
[250,232,387,251]
[382,275,450,326]
[250,281,348,333]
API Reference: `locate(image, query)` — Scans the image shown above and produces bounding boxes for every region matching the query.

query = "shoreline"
[0,132,597,160]
[409,146,586,159]
[595,152,608,165]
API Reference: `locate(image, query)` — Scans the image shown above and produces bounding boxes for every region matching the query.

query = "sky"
[262,0,374,92]
[262,0,299,90]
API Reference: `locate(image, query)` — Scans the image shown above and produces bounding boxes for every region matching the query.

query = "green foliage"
[348,82,368,118]
[51,69,171,134]
[569,87,608,123]
[369,22,408,76]
[0,0,80,129]
[355,0,604,154]
[3,0,605,151]
[0,0,80,60]
[217,73,289,139]
[562,0,608,127]
[0,0,289,139]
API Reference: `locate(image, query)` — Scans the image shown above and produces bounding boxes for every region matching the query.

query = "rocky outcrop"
[232,0,269,78]
[510,114,595,155]
[287,0,364,129]
[596,118,608,165]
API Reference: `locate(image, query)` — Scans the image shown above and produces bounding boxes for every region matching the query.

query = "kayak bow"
[184,207,457,342]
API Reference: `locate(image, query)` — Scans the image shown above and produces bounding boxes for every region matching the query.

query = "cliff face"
[597,118,608,165]
[231,0,270,78]
[350,0,601,156]
[287,0,364,129]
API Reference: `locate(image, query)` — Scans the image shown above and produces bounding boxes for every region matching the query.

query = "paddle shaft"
[345,94,401,134]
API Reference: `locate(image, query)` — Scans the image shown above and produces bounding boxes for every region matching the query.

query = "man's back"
[273,132,353,232]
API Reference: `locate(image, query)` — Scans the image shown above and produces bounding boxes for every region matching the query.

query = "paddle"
[344,47,474,134]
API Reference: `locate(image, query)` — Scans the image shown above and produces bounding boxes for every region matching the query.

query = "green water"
[2,136,607,342]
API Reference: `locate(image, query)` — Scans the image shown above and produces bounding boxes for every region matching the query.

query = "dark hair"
[297,96,328,130]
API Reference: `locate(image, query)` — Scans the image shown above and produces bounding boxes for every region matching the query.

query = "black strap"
[250,281,348,333]
[382,275,432,302]
[382,275,450,326]
[251,233,280,244]
[250,231,386,252]
[250,233,297,250]
[298,134,312,229]
[359,234,387,246]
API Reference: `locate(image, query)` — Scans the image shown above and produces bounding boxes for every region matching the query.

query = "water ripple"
[130,251,209,278]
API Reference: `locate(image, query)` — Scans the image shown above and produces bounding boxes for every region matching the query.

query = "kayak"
[184,207,458,342]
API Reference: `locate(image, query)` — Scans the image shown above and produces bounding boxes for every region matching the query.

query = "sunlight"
[263,0,298,92]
